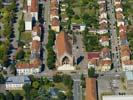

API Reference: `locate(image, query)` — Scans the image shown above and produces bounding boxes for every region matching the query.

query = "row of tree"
[0,92,23,100]
[46,29,56,69]
[0,0,17,67]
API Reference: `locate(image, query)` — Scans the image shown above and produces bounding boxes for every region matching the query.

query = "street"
[106,0,121,68]
[72,75,82,100]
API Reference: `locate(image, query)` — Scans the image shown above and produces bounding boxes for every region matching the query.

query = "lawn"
[10,90,25,96]
[54,83,69,92]
[20,32,32,43]
[71,18,83,24]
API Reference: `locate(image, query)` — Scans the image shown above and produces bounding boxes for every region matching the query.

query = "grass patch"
[10,90,25,96]
[20,32,32,43]
[54,83,69,92]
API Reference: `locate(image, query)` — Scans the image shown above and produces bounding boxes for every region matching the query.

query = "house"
[51,17,60,32]
[30,0,38,21]
[100,47,111,60]
[125,71,133,94]
[88,52,100,69]
[98,59,111,72]
[119,32,128,45]
[55,31,74,70]
[119,24,126,33]
[16,59,41,75]
[99,18,108,24]
[98,22,108,34]
[116,11,124,27]
[6,76,31,90]
[120,45,130,62]
[103,95,133,100]
[24,0,38,21]
[50,9,59,20]
[99,35,109,46]
[32,24,41,37]
[30,40,40,53]
[115,3,123,12]
[50,0,60,32]
[99,12,107,19]
[85,78,97,100]
[114,0,121,6]
[98,0,106,4]
[24,13,32,31]
[71,24,86,32]
[122,60,133,71]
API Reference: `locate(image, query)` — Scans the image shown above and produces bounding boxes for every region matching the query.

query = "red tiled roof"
[119,32,127,40]
[101,47,110,53]
[31,0,38,12]
[88,52,100,60]
[51,17,60,26]
[55,31,72,57]
[31,40,40,52]
[120,45,130,57]
[116,11,123,20]
[100,35,109,42]
[100,60,111,65]
[123,60,133,65]
[30,58,41,67]
[119,24,126,33]
[33,24,41,34]
[85,78,97,100]
[50,9,58,17]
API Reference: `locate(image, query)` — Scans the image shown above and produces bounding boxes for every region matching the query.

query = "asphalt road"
[73,75,82,100]
[72,34,88,73]
[106,0,120,68]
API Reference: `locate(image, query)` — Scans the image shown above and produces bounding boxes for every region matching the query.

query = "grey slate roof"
[6,76,31,84]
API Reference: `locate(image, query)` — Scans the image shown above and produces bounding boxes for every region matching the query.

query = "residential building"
[98,59,111,72]
[6,76,31,90]
[71,24,86,32]
[16,59,41,75]
[24,13,32,31]
[100,47,111,60]
[30,40,40,54]
[125,71,133,94]
[103,95,133,100]
[120,45,130,62]
[85,78,97,100]
[99,35,109,46]
[51,17,60,32]
[88,52,100,69]
[32,24,41,37]
[30,0,38,21]
[24,0,38,21]
[122,60,133,71]
[55,31,74,70]
[50,0,60,32]
[115,3,123,12]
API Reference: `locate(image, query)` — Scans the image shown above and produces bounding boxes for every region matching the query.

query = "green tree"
[6,91,14,100]
[0,0,3,9]
[88,67,95,78]
[32,81,39,89]
[66,7,74,18]
[14,93,22,100]
[23,83,31,100]
[16,49,25,60]
[62,75,73,89]
[58,92,66,100]
[0,74,5,84]
[0,93,5,100]
[53,74,62,83]
[18,19,25,33]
